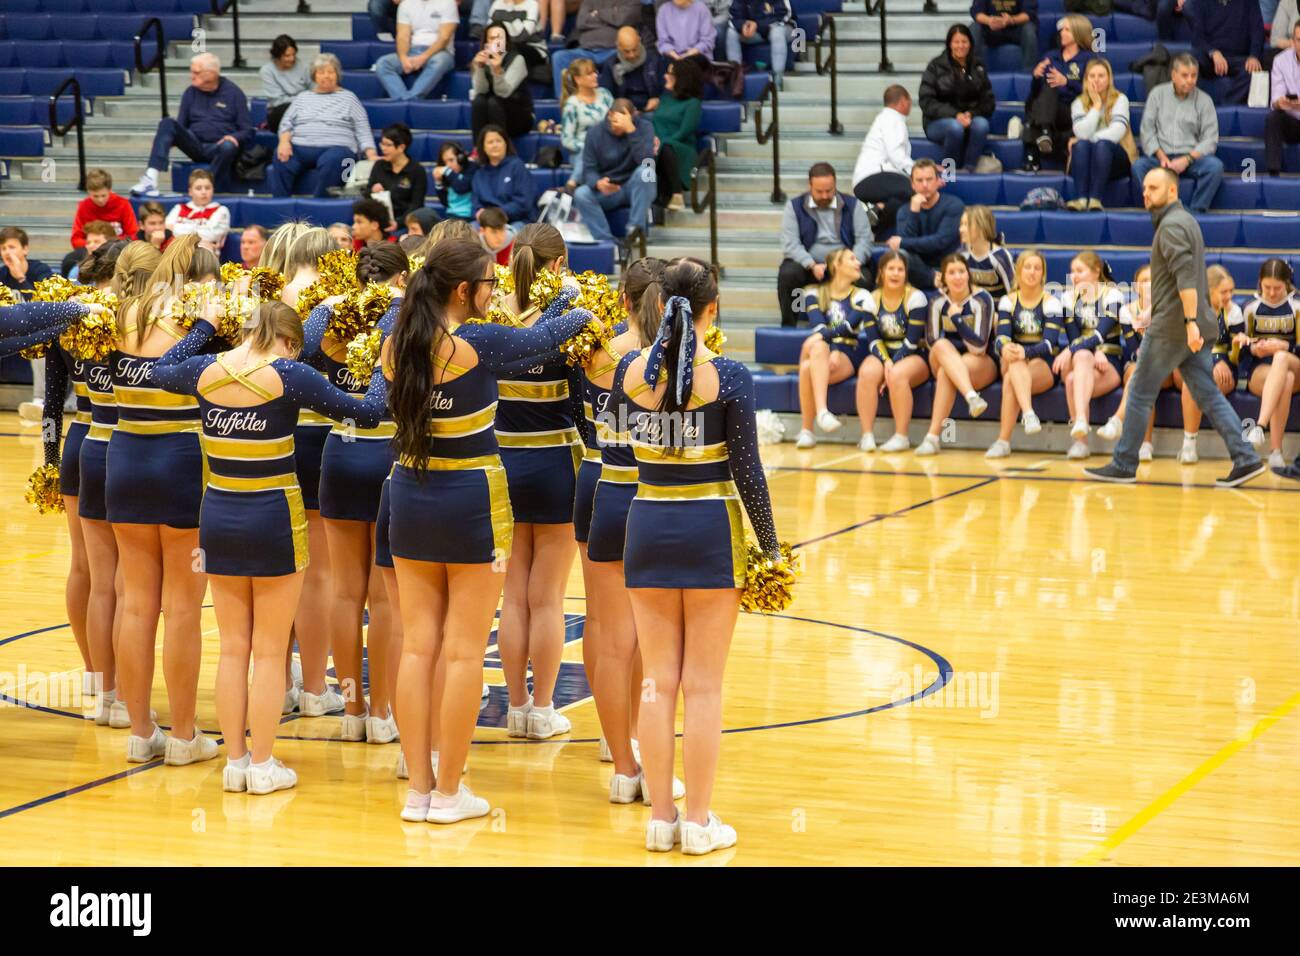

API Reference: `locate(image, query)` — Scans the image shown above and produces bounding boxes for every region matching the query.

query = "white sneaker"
[1138,441,1154,462]
[246,757,297,794]
[290,657,302,689]
[609,771,643,804]
[366,712,400,744]
[93,689,116,726]
[1071,419,1091,440]
[1066,440,1090,460]
[164,728,219,766]
[879,433,910,453]
[507,695,533,737]
[858,432,876,452]
[126,724,166,763]
[299,686,345,716]
[1246,424,1266,449]
[965,391,988,417]
[340,710,368,742]
[129,173,159,197]
[401,790,432,822]
[794,428,816,449]
[1006,116,1024,139]
[426,783,490,824]
[1269,448,1286,468]
[985,439,1011,459]
[640,774,686,804]
[680,813,738,855]
[110,702,156,729]
[376,30,395,42]
[396,751,408,779]
[282,684,300,715]
[18,400,43,423]
[223,755,250,792]
[481,682,490,699]
[645,814,682,852]
[914,434,941,457]
[1179,435,1199,464]
[83,671,97,696]
[599,736,612,762]
[526,704,572,739]
[815,409,841,433]
[1021,410,1041,435]
[1096,415,1121,440]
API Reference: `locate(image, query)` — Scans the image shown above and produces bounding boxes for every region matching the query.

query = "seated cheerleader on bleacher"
[1242,258,1300,468]
[1172,264,1244,465]
[1096,263,1167,462]
[859,249,931,453]
[958,205,1015,302]
[1056,251,1126,460]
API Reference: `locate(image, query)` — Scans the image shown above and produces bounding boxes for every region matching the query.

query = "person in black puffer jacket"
[918,24,996,173]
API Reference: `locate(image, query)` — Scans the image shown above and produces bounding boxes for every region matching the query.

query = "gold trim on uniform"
[725,496,747,588]
[599,464,639,484]
[202,434,296,460]
[395,453,514,561]
[73,411,93,426]
[636,480,739,501]
[116,419,201,436]
[112,386,199,410]
[73,383,90,398]
[329,421,398,439]
[632,440,730,463]
[495,427,581,448]
[297,409,334,427]
[498,379,570,401]
[86,424,114,441]
[582,447,603,462]
[207,472,299,493]
[426,403,498,437]
[285,485,310,571]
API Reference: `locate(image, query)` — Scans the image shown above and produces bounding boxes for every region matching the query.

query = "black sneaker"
[1083,462,1137,483]
[1274,459,1300,481]
[1216,459,1266,488]
[1035,134,1054,155]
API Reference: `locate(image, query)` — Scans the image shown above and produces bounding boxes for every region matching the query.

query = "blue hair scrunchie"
[643,295,696,406]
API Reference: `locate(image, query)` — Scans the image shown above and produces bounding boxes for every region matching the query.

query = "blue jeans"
[1069,139,1131,201]
[368,0,398,35]
[469,0,493,26]
[573,176,655,243]
[1131,154,1224,212]
[267,143,357,197]
[550,48,618,98]
[147,116,239,186]
[970,21,1037,70]
[375,45,455,100]
[725,23,790,77]
[925,116,990,171]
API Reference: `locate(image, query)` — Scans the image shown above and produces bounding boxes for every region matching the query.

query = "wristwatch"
[1184,317,1198,325]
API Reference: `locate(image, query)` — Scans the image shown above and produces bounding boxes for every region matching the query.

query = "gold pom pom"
[220,261,250,286]
[19,341,50,360]
[704,324,726,354]
[24,464,64,515]
[0,286,19,308]
[527,268,564,311]
[328,282,392,343]
[494,263,514,295]
[572,271,628,330]
[58,299,119,363]
[218,291,258,342]
[249,268,285,302]
[345,327,383,385]
[738,542,800,614]
[559,313,615,368]
[31,275,83,303]
[317,249,359,290]
[407,254,425,273]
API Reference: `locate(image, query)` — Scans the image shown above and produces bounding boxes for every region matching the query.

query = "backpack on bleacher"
[1020,187,1066,211]
[1130,44,1171,98]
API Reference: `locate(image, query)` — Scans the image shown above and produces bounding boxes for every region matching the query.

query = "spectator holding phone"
[1266,21,1300,175]
[470,23,536,138]
[433,142,476,219]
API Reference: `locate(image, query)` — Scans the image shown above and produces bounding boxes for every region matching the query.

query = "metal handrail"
[48,77,86,191]
[690,144,721,274]
[753,78,785,204]
[134,18,168,119]
[864,0,894,73]
[813,15,843,136]
[622,226,648,266]
[211,0,246,68]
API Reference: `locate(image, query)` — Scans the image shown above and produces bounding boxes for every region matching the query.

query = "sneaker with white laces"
[858,432,876,452]
[340,710,368,742]
[1071,419,1091,440]
[1006,116,1024,139]
[129,173,159,197]
[794,428,816,449]
[223,754,250,792]
[282,684,300,715]
[640,774,686,803]
[1138,441,1154,462]
[426,784,490,824]
[247,757,297,794]
[299,685,345,716]
[366,712,400,744]
[126,725,166,763]
[1269,448,1286,469]
[401,790,432,822]
[1066,440,1090,460]
[965,391,988,417]
[1096,415,1121,440]
[526,704,572,739]
[914,434,941,457]
[1021,410,1041,435]
[110,702,156,729]
[506,695,533,737]
[879,433,910,453]
[93,689,116,726]
[18,400,44,423]
[985,439,1011,459]
[1246,424,1266,449]
[680,813,738,855]
[815,409,841,433]
[1179,435,1199,464]
[609,771,643,804]
[164,728,219,766]
[645,814,681,852]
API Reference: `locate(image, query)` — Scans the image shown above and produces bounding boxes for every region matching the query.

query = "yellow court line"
[1075,688,1300,866]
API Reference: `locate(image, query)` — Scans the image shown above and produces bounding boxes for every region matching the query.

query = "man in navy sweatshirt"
[970,0,1038,70]
[131,53,253,197]
[887,158,965,291]
[572,100,656,245]
[1188,0,1273,104]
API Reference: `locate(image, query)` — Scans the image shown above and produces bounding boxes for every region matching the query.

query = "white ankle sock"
[227,753,250,769]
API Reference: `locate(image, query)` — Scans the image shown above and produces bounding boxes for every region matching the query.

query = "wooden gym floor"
[0,410,1297,866]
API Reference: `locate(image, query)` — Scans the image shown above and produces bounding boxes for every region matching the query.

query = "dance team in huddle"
[0,224,788,856]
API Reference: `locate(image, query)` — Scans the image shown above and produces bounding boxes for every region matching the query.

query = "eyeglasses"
[472,276,499,291]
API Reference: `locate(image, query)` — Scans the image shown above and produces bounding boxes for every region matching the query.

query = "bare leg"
[680,587,741,826]
[81,518,119,694]
[210,575,253,759]
[160,526,207,742]
[589,560,638,775]
[855,357,884,433]
[394,559,449,795]
[248,573,306,762]
[63,500,92,673]
[366,564,396,719]
[630,587,684,821]
[113,523,163,737]
[295,510,332,695]
[524,523,577,709]
[323,518,372,716]
[498,523,533,708]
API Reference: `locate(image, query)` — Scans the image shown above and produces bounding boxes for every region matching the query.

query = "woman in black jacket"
[918,24,996,173]
[470,23,536,140]
[368,122,428,224]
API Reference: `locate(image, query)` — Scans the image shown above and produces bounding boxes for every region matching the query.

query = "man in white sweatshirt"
[165,168,231,253]
[851,85,915,237]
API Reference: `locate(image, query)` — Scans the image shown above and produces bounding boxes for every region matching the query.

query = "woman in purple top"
[656,0,716,70]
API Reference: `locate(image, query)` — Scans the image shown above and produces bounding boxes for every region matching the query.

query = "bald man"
[597,26,664,111]
[132,53,254,197]
[1086,167,1264,487]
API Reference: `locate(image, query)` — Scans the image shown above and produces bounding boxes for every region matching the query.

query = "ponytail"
[619,255,666,346]
[560,57,594,107]
[244,301,303,355]
[357,242,409,286]
[510,223,566,314]
[645,256,717,416]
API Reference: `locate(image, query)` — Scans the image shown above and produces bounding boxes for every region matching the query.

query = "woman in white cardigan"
[1066,58,1137,212]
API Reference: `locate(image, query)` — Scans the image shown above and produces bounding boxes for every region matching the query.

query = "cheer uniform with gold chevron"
[1061,286,1126,376]
[963,245,1015,302]
[994,292,1064,369]
[574,326,627,544]
[1211,301,1246,374]
[1240,295,1300,378]
[926,289,997,356]
[861,287,929,363]
[806,286,872,370]
[587,350,641,563]
[78,355,117,521]
[42,345,92,498]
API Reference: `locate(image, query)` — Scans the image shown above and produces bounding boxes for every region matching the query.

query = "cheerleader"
[307,242,407,742]
[1095,264,1168,461]
[959,206,1015,302]
[384,239,594,823]
[914,255,996,457]
[1175,266,1243,465]
[793,248,871,449]
[1242,259,1300,469]
[108,234,219,765]
[1055,251,1125,460]
[865,251,930,453]
[617,256,780,855]
[986,249,1064,458]
[150,301,387,791]
[494,225,584,741]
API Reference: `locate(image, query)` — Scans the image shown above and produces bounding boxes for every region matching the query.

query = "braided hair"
[655,256,717,415]
[620,256,667,347]
[356,242,409,285]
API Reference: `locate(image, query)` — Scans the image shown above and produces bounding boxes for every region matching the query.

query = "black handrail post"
[923,0,937,11]
[864,0,893,73]
[814,15,843,136]
[690,144,721,275]
[134,18,168,119]
[754,78,784,204]
[212,0,246,68]
[49,77,86,191]
[296,0,311,11]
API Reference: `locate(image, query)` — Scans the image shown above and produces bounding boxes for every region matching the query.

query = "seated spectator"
[726,0,795,88]
[1189,0,1272,103]
[135,201,173,251]
[73,169,138,249]
[67,222,116,281]
[1242,258,1300,468]
[269,55,379,198]
[652,58,704,212]
[376,0,459,101]
[1266,21,1300,175]
[368,0,400,40]
[657,0,717,70]
[542,0,584,43]
[478,206,516,264]
[852,85,914,238]
[369,123,428,223]
[597,27,664,112]
[970,0,1039,70]
[131,54,252,197]
[551,0,643,97]
[328,222,353,249]
[704,0,732,38]
[959,206,1014,300]
[777,162,874,328]
[0,227,53,294]
[1067,58,1136,211]
[404,207,441,237]
[1055,251,1125,460]
[165,169,231,253]
[471,23,536,139]
[1131,53,1223,212]
[862,251,932,453]
[433,142,476,220]
[919,24,995,173]
[572,99,657,245]
[889,158,964,292]
[241,224,269,268]
[260,34,311,133]
[1019,14,1093,171]
[563,58,615,188]
[489,0,550,74]
[471,125,538,229]
[352,198,395,249]
[1273,0,1298,50]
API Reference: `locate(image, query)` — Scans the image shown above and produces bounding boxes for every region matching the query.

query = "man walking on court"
[1085,168,1265,488]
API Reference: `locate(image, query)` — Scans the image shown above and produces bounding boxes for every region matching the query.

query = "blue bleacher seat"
[1212,178,1260,210]
[361,100,407,130]
[295,198,355,226]
[351,12,377,41]
[1234,108,1268,139]
[16,42,65,68]
[1262,177,1300,209]
[220,231,241,263]
[1194,214,1242,246]
[945,173,1000,205]
[1215,253,1263,289]
[1099,177,1135,207]
[985,45,1021,72]
[1110,13,1157,42]
[406,100,464,129]
[0,72,23,94]
[97,13,193,41]
[754,327,805,365]
[1003,173,1066,206]
[1104,211,1152,245]
[321,41,374,70]
[6,13,51,39]
[997,210,1040,244]
[988,139,1024,169]
[1042,210,1106,244]
[535,99,560,124]
[753,371,797,412]
[45,0,87,10]
[1240,215,1300,248]
[60,19,99,41]
[0,94,31,123]
[0,0,43,11]
[342,71,385,100]
[566,241,615,276]
[0,41,11,67]
[0,125,43,155]
[134,0,178,11]
[699,102,741,134]
[1216,141,1263,171]
[96,0,137,10]
[237,198,298,229]
[528,167,560,194]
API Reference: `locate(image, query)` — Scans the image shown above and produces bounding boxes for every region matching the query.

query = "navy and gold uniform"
[806,286,873,370]
[587,350,640,563]
[78,356,117,521]
[150,320,388,576]
[1240,295,1300,377]
[388,292,594,565]
[374,474,394,569]
[294,304,335,512]
[42,346,91,497]
[0,300,87,356]
[574,330,627,543]
[962,245,1015,302]
[1061,286,1126,375]
[860,287,929,364]
[995,292,1064,369]
[1211,300,1246,376]
[926,289,997,356]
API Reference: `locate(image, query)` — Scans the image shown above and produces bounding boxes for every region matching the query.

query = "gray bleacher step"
[667,207,785,231]
[645,241,781,269]
[724,136,869,162]
[831,15,962,42]
[242,0,363,12]
[16,159,141,184]
[155,43,323,70]
[205,13,355,42]
[794,44,936,71]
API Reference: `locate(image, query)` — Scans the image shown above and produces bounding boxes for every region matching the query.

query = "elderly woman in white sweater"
[1066,58,1137,212]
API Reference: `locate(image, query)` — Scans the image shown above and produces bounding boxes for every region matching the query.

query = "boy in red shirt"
[478,206,514,266]
[70,168,138,248]
[165,169,230,253]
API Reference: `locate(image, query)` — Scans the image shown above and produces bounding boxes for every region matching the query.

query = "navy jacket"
[1030,45,1088,102]
[970,0,1037,22]
[728,0,793,33]
[791,191,860,251]
[0,259,54,294]
[1187,0,1265,61]
[471,155,537,222]
[896,192,965,268]
[177,77,254,150]
[581,116,656,188]
[598,49,665,111]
